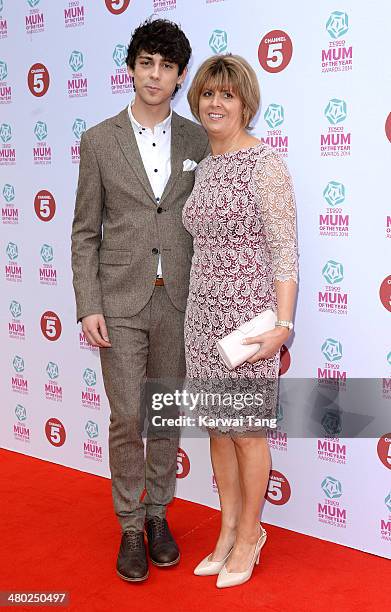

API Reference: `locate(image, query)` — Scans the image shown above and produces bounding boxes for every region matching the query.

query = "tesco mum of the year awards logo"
[321,409,342,437]
[265,469,291,505]
[79,330,98,352]
[262,103,288,157]
[25,0,45,35]
[383,352,391,400]
[209,29,228,54]
[380,491,391,542]
[105,0,131,14]
[318,476,347,528]
[2,183,18,224]
[317,418,347,465]
[40,244,57,286]
[68,50,87,98]
[267,403,287,452]
[0,0,8,39]
[318,338,347,386]
[110,44,132,96]
[9,300,25,340]
[321,98,351,157]
[81,368,101,410]
[84,420,103,462]
[44,362,63,403]
[14,404,30,444]
[322,11,352,74]
[64,0,85,28]
[11,355,28,395]
[320,181,350,238]
[258,30,293,73]
[45,417,66,447]
[0,122,16,165]
[5,241,22,283]
[33,120,52,165]
[153,0,176,13]
[71,118,86,163]
[0,59,12,103]
[318,259,348,316]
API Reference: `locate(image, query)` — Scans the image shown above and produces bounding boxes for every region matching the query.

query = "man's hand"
[82,314,111,348]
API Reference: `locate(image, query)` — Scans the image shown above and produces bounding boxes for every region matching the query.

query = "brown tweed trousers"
[71,107,209,531]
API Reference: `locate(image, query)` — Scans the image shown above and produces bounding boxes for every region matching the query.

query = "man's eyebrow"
[137,54,176,64]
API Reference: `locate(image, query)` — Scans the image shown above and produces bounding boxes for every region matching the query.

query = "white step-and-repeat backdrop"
[1,0,390,558]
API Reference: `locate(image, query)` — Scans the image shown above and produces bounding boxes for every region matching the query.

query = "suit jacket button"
[157,207,163,214]
[152,248,159,255]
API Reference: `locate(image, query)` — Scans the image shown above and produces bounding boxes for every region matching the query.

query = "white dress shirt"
[128,102,172,278]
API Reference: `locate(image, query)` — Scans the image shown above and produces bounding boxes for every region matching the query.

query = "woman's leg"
[225,435,271,572]
[208,433,242,560]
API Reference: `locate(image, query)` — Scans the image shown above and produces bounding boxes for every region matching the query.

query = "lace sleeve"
[253,148,299,283]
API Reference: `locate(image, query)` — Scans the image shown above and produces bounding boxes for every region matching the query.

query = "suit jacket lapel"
[113,108,156,204]
[160,111,185,205]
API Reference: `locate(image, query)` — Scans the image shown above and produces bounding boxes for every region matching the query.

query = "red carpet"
[0,449,389,612]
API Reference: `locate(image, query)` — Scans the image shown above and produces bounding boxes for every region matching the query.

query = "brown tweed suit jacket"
[71,108,209,321]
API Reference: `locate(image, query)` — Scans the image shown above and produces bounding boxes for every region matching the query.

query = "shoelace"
[147,518,169,539]
[123,531,144,551]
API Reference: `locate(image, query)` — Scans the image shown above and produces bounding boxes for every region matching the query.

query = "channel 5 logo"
[105,0,131,14]
[45,417,66,447]
[28,63,50,97]
[379,275,391,312]
[377,433,391,469]
[40,311,62,341]
[176,447,190,479]
[265,469,291,505]
[258,30,293,73]
[34,190,56,222]
[386,113,391,143]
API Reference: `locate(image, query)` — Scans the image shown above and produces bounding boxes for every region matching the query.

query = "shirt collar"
[128,101,172,133]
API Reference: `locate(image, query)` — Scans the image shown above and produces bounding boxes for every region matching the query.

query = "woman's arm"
[244,149,299,362]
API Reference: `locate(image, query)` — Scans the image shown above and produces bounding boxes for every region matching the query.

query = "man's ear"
[177,66,188,87]
[127,66,134,78]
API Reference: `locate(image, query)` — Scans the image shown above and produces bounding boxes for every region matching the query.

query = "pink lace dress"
[182,143,298,432]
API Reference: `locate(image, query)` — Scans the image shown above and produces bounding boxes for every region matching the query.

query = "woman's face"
[198,84,244,138]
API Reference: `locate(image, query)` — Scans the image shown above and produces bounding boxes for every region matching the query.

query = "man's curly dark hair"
[126,18,192,95]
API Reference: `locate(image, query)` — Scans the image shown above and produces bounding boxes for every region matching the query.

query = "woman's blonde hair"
[187,54,260,129]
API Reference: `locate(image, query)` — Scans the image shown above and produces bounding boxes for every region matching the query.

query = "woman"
[183,55,298,588]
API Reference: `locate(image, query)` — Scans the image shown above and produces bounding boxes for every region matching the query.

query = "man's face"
[128,52,187,106]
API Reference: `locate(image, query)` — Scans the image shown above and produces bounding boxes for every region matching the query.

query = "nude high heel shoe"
[216,527,267,588]
[194,547,233,576]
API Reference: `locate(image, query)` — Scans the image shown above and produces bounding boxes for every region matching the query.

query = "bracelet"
[275,320,294,331]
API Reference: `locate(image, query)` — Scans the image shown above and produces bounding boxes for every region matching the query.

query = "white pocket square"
[183,159,198,171]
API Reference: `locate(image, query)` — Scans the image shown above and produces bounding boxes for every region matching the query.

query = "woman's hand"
[242,327,290,363]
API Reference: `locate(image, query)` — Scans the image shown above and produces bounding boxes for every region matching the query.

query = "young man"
[71,19,208,582]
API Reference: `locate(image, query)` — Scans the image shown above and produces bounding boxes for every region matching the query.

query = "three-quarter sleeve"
[253,148,299,283]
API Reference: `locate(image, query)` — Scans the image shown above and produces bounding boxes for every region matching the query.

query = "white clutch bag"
[216,309,277,370]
